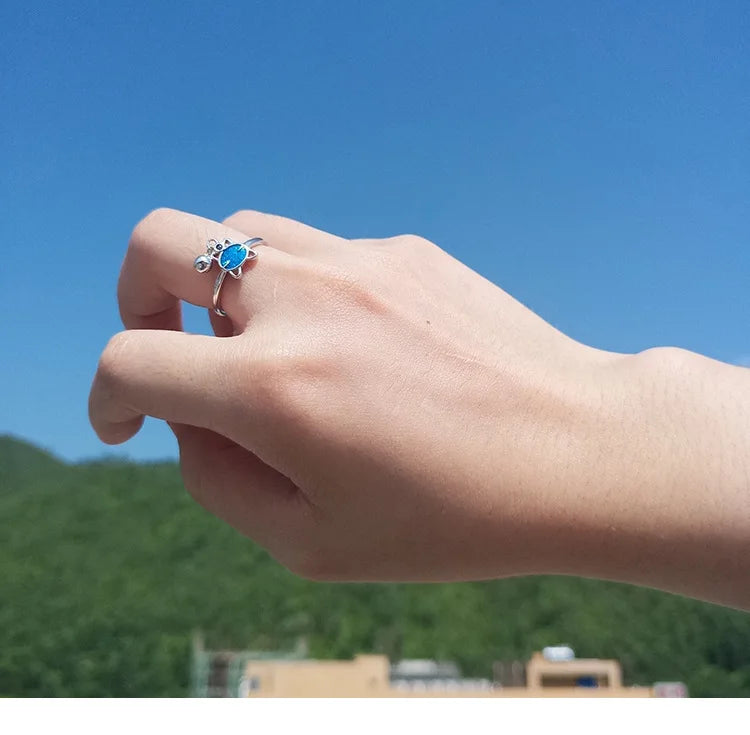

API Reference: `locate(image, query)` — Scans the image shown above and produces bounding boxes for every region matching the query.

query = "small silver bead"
[193,254,212,273]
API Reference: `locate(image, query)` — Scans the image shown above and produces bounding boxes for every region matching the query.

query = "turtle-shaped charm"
[193,238,260,279]
[194,237,263,316]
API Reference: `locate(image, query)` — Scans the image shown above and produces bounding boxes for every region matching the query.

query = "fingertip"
[93,415,145,446]
[88,331,148,444]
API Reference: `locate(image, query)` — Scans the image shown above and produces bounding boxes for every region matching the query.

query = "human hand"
[89,208,611,581]
[89,208,750,607]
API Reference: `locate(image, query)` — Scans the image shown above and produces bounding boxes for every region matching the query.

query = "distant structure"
[190,634,305,698]
[190,636,687,698]
[233,649,688,698]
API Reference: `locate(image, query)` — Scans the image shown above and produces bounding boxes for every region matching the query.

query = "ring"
[193,237,263,316]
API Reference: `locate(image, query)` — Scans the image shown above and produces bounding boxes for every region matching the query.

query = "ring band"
[193,237,264,316]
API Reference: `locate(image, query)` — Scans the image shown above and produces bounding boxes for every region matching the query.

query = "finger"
[118,207,296,330]
[171,424,309,552]
[89,329,246,445]
[209,308,236,338]
[222,209,345,258]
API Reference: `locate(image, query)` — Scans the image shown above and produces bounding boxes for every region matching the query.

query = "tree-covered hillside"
[1,435,749,697]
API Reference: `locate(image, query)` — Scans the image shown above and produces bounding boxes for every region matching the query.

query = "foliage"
[1,435,749,697]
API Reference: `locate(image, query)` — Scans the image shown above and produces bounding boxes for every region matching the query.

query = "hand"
[88,207,605,580]
[89,208,750,607]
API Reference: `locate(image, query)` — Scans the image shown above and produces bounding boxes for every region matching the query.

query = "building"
[237,651,687,698]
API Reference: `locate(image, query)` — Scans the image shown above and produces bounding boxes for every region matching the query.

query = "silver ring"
[193,237,263,316]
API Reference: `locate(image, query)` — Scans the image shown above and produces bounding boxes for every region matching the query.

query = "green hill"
[1,434,749,696]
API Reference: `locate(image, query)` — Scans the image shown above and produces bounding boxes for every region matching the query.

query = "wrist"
[478,339,630,577]
[540,346,750,607]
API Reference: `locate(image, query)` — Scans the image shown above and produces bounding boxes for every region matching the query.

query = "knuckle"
[635,346,703,382]
[223,209,279,238]
[96,332,132,392]
[377,234,439,273]
[403,234,439,260]
[223,208,259,225]
[388,233,433,252]
[128,207,178,253]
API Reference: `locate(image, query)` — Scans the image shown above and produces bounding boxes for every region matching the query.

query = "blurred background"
[1,1,748,697]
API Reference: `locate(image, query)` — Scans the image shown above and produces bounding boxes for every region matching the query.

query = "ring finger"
[118,207,296,331]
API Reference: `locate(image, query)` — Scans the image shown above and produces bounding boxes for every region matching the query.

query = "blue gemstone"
[219,243,248,271]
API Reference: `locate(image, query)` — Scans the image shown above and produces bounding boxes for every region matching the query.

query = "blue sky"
[1,1,748,462]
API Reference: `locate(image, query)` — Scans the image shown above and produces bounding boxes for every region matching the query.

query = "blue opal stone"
[219,243,248,271]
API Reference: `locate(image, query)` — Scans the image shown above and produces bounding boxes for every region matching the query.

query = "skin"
[89,208,750,609]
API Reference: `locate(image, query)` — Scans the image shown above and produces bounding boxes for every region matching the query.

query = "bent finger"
[89,329,245,445]
[118,207,294,330]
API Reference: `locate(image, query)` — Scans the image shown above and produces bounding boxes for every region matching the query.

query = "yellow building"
[240,651,686,698]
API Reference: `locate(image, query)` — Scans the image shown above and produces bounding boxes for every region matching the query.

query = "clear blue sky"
[1,1,748,462]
